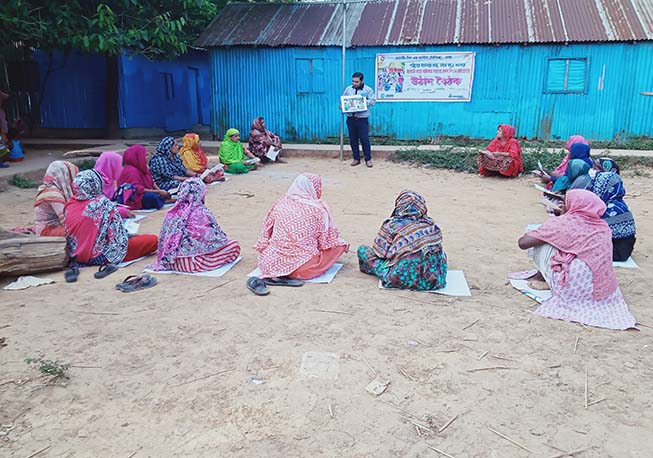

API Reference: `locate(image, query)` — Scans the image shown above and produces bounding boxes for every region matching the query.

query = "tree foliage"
[0,0,225,59]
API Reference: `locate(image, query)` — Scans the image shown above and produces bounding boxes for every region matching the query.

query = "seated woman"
[254,173,348,283]
[179,133,225,183]
[148,178,240,273]
[550,158,592,193]
[34,161,79,236]
[94,151,130,218]
[149,137,197,191]
[64,170,158,266]
[478,124,523,177]
[539,135,589,188]
[590,158,636,262]
[517,190,636,330]
[118,145,168,210]
[219,128,258,174]
[248,117,285,163]
[358,190,447,290]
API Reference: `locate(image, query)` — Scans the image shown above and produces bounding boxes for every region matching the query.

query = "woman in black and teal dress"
[357,190,448,290]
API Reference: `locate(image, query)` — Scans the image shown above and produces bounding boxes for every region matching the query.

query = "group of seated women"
[536,135,637,262]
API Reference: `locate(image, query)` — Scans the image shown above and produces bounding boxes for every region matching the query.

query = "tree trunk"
[105,54,120,138]
[0,234,68,277]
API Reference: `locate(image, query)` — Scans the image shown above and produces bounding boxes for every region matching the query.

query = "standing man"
[342,72,375,167]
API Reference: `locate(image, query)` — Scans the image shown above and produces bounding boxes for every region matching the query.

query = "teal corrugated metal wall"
[209,42,653,141]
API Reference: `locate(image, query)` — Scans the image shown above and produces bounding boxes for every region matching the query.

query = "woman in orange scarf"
[179,133,208,174]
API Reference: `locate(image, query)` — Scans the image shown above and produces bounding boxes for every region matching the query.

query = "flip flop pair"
[247,276,305,296]
[115,274,157,292]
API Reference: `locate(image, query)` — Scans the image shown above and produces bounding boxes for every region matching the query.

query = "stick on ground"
[398,367,417,382]
[478,350,489,360]
[438,414,458,433]
[26,445,51,458]
[488,426,532,453]
[425,443,456,458]
[574,336,580,354]
[462,319,479,330]
[313,309,354,316]
[360,353,377,375]
[467,366,514,373]
[168,369,234,388]
[584,369,588,409]
[587,397,606,407]
[546,445,594,458]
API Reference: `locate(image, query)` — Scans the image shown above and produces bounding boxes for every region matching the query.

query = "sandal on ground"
[263,276,304,287]
[94,264,118,279]
[116,274,157,292]
[247,277,270,296]
[65,267,80,283]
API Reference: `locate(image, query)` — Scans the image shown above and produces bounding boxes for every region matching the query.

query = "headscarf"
[151,178,231,270]
[179,133,208,173]
[528,189,617,300]
[569,143,593,167]
[565,135,589,151]
[552,159,591,192]
[94,151,123,199]
[219,128,245,165]
[553,135,590,176]
[65,170,128,265]
[34,161,79,208]
[249,117,275,145]
[156,136,175,157]
[286,173,337,230]
[373,190,443,266]
[595,157,620,174]
[122,145,154,188]
[590,171,636,239]
[485,124,523,174]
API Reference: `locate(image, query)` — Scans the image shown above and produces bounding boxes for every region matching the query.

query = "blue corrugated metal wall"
[119,51,211,130]
[33,50,210,131]
[34,50,107,129]
[209,43,653,141]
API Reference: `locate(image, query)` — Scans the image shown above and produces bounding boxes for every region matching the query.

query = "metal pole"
[339,0,346,161]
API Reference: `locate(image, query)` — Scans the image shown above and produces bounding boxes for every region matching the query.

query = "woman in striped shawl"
[357,190,448,290]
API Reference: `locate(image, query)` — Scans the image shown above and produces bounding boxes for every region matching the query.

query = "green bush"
[9,175,38,189]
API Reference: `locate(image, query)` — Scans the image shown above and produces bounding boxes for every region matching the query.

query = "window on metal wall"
[295,58,325,94]
[161,72,175,99]
[544,58,588,94]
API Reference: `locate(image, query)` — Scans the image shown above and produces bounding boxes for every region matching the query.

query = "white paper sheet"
[3,276,55,290]
[247,263,343,284]
[144,256,241,278]
[613,257,639,269]
[378,269,472,297]
[509,278,552,304]
[123,220,140,235]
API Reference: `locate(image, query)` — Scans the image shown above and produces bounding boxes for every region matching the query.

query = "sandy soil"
[1,158,652,458]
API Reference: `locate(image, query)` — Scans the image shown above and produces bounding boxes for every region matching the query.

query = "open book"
[200,163,225,180]
[534,184,564,200]
[244,157,261,166]
[266,146,280,161]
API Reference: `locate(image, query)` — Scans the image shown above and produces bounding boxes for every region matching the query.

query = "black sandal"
[263,276,304,287]
[94,264,118,279]
[247,277,270,296]
[116,274,157,292]
[65,267,80,283]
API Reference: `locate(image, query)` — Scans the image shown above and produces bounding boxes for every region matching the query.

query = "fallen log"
[0,234,68,276]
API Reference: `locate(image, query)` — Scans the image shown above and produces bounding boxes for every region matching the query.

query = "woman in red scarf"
[117,145,169,210]
[478,124,523,177]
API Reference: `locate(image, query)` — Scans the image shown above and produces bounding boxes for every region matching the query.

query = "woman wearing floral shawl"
[248,117,285,163]
[149,136,197,190]
[64,170,158,266]
[358,190,448,290]
[148,178,240,272]
[33,160,79,236]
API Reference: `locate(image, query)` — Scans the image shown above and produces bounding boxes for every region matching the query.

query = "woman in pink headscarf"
[478,124,523,177]
[538,135,590,189]
[94,151,130,218]
[254,173,348,284]
[148,178,240,273]
[518,190,637,330]
[117,145,169,210]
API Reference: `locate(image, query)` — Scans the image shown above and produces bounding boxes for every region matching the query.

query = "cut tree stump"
[0,231,68,276]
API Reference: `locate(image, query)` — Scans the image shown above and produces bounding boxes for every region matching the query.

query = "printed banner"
[375,52,475,102]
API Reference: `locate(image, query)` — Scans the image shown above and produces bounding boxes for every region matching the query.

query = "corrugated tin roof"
[195,0,653,47]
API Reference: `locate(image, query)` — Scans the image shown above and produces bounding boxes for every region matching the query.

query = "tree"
[0,0,223,135]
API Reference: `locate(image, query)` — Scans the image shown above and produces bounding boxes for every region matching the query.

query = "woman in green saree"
[219,128,259,174]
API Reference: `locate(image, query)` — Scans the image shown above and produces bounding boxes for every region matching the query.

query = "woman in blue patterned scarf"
[357,190,447,290]
[590,158,636,261]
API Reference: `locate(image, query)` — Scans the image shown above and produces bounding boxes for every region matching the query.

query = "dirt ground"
[0,158,652,458]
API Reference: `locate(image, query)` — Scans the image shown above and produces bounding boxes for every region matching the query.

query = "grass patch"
[8,175,38,189]
[77,159,96,171]
[390,148,653,174]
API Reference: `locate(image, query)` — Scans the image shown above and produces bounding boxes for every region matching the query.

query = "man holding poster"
[341,72,375,168]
